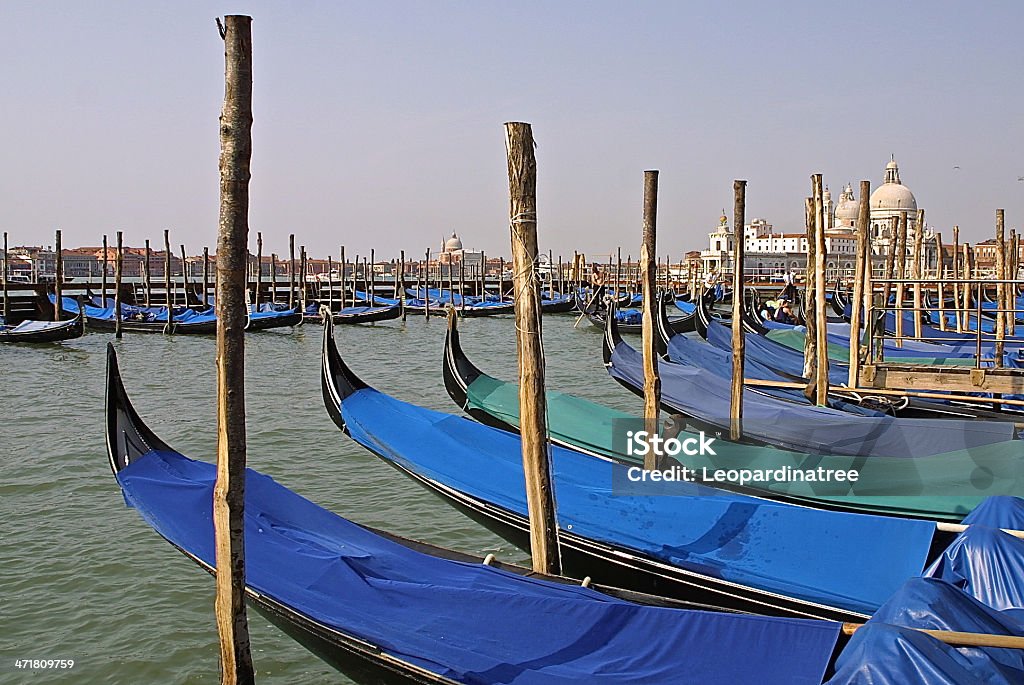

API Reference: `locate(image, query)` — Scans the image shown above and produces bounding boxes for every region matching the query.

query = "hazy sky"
[2,1,1022,261]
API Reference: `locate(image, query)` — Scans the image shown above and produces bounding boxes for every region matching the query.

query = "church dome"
[834,183,860,221]
[444,232,463,252]
[869,158,917,213]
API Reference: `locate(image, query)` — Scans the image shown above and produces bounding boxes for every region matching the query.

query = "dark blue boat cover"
[338,387,937,615]
[826,578,1024,684]
[924,498,1024,612]
[119,448,842,684]
[609,333,1017,457]
[705,319,850,386]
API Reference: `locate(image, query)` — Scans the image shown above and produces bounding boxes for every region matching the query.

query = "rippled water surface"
[1,313,642,684]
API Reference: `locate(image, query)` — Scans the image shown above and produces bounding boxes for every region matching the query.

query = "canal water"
[1,313,641,684]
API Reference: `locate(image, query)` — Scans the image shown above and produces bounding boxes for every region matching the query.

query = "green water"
[0,315,640,684]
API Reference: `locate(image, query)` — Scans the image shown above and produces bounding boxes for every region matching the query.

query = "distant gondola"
[585,293,696,335]
[304,302,402,324]
[0,309,84,343]
[105,344,854,685]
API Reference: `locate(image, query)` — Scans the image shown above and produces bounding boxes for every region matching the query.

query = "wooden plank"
[860,364,1024,394]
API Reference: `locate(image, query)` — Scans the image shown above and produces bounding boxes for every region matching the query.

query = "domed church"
[868,157,931,260]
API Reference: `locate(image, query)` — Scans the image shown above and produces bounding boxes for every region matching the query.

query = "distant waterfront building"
[698,158,935,278]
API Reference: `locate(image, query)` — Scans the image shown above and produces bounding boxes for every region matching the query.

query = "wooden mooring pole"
[202,247,210,308]
[952,226,961,332]
[912,210,925,339]
[1,231,8,322]
[812,176,829,405]
[505,121,559,575]
[893,212,908,345]
[114,231,123,339]
[995,209,1006,366]
[848,180,870,388]
[144,239,152,307]
[212,14,255,685]
[101,234,109,307]
[424,249,431,320]
[54,229,62,321]
[180,245,191,305]
[802,197,817,387]
[400,249,407,321]
[640,171,662,465]
[288,234,296,309]
[255,232,263,310]
[730,180,746,439]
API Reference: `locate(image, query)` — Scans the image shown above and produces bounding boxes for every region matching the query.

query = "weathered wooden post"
[802,198,817,385]
[399,249,407,321]
[424,249,431,320]
[101,234,109,307]
[163,229,173,311]
[269,253,277,306]
[893,212,908,345]
[446,252,455,308]
[114,231,123,339]
[934,233,945,332]
[638,171,663,466]
[498,257,505,301]
[254,232,263,310]
[480,250,487,301]
[326,256,334,314]
[300,245,308,311]
[288,234,296,309]
[952,226,961,332]
[963,243,973,332]
[812,175,829,405]
[505,121,559,575]
[144,239,152,306]
[212,14,256,684]
[54,229,63,321]
[1,231,7,322]
[729,180,746,439]
[912,210,925,339]
[1012,230,1019,336]
[995,209,1006,366]
[365,255,372,307]
[203,247,211,308]
[459,255,466,314]
[881,217,898,315]
[615,247,622,301]
[180,245,191,305]
[848,181,870,388]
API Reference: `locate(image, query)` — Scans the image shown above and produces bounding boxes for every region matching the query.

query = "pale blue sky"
[2,1,1021,260]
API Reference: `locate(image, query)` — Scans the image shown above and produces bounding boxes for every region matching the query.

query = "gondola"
[245,305,303,331]
[0,309,84,343]
[105,344,854,685]
[52,295,219,334]
[303,302,402,324]
[585,293,696,335]
[449,306,1024,524]
[540,292,577,313]
[606,308,1022,459]
[321,317,1005,623]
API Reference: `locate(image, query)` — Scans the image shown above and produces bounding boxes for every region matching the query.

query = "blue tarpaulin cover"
[608,332,1017,457]
[118,448,843,684]
[827,578,1024,684]
[338,387,937,615]
[925,497,1024,612]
